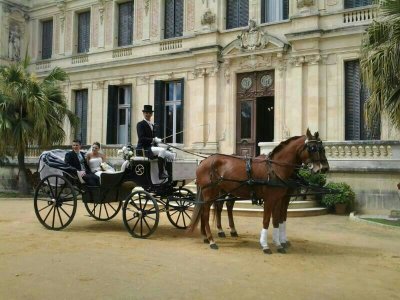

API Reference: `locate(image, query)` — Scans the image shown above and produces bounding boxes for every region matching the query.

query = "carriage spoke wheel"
[166,187,195,229]
[34,175,77,230]
[122,190,159,238]
[84,200,122,221]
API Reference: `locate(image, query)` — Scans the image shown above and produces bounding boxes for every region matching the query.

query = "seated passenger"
[64,139,99,186]
[136,105,176,180]
[86,142,115,177]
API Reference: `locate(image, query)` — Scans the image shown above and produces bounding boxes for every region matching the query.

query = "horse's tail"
[188,185,203,232]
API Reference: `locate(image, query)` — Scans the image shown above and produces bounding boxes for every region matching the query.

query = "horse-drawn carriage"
[34,130,334,254]
[33,146,198,238]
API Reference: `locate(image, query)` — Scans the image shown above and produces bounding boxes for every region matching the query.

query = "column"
[305,54,321,133]
[287,56,304,135]
[204,66,219,152]
[189,69,206,150]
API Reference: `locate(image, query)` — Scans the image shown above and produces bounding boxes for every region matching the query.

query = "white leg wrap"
[273,227,281,247]
[259,228,269,249]
[279,222,287,243]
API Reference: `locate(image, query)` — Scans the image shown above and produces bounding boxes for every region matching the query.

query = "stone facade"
[1,0,399,213]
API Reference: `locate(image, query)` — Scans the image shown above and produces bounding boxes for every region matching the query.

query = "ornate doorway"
[236,70,274,156]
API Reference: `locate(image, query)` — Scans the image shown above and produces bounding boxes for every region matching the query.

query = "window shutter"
[226,0,239,30]
[154,80,166,138]
[283,0,289,20]
[174,0,184,37]
[165,0,175,39]
[118,1,133,46]
[78,11,90,53]
[345,60,361,140]
[238,0,249,27]
[107,86,119,144]
[75,90,88,145]
[41,20,53,59]
[345,0,372,9]
[178,78,184,143]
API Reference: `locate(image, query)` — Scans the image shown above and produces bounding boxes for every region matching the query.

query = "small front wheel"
[122,190,159,238]
[166,187,195,229]
[34,175,77,230]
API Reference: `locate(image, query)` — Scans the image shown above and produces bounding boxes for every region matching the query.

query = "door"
[236,70,274,156]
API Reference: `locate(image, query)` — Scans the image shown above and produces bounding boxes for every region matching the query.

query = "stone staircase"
[184,183,327,218]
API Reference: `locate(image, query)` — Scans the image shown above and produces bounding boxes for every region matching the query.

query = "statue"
[8,28,21,61]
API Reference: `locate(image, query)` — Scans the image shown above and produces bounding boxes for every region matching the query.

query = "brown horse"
[189,130,329,254]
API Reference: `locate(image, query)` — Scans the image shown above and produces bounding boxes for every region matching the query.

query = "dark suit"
[136,120,155,158]
[65,150,99,186]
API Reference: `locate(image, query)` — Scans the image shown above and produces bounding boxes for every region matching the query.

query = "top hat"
[142,105,154,113]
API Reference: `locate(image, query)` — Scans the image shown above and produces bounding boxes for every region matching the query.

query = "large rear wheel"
[166,187,195,229]
[33,175,77,230]
[122,190,159,238]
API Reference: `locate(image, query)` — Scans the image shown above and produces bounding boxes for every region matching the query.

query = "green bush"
[321,182,355,208]
[298,169,327,187]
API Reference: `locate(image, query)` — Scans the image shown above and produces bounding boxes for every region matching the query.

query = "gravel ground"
[0,198,399,300]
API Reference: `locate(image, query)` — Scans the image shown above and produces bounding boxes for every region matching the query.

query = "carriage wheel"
[84,200,122,221]
[34,175,77,230]
[122,190,159,238]
[166,187,195,229]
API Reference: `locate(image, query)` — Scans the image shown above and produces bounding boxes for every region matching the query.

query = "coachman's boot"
[158,157,168,180]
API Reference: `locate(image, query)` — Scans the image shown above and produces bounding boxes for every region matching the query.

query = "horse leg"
[279,193,291,249]
[203,203,218,249]
[273,198,286,254]
[215,201,226,238]
[260,199,272,254]
[201,213,209,244]
[226,200,238,237]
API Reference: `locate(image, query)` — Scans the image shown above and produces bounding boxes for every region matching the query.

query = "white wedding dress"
[88,157,115,177]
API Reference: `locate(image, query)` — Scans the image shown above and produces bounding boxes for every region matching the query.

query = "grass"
[363,218,400,227]
[0,191,33,198]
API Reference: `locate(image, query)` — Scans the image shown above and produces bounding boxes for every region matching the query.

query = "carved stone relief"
[136,0,143,40]
[201,8,215,26]
[187,0,195,31]
[144,0,150,16]
[297,0,315,8]
[150,0,159,38]
[8,24,21,60]
[57,1,66,32]
[238,20,265,51]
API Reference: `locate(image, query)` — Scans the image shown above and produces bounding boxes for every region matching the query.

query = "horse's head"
[300,129,330,174]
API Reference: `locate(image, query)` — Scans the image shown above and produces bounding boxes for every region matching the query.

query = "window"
[154,79,184,144]
[107,85,132,144]
[77,11,90,53]
[226,0,249,30]
[118,1,134,46]
[164,0,183,39]
[344,60,380,140]
[261,0,289,23]
[41,20,53,59]
[75,90,88,145]
[344,0,373,9]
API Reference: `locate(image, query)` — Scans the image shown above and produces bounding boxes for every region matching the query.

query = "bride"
[86,142,115,177]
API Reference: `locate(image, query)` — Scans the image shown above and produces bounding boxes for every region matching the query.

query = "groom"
[64,139,99,186]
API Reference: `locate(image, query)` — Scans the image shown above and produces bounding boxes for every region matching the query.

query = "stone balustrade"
[159,39,182,51]
[112,47,133,58]
[35,60,51,71]
[343,6,377,24]
[71,54,89,64]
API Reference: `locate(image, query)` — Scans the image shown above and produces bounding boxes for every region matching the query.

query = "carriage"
[33,146,198,238]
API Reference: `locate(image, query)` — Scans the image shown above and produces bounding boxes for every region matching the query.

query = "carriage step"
[212,206,327,218]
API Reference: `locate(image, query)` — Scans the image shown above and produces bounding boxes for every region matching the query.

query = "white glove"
[153,137,162,144]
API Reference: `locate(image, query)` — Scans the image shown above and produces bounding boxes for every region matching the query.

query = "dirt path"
[0,198,399,300]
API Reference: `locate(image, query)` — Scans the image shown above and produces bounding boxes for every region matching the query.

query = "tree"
[0,58,77,194]
[360,0,400,129]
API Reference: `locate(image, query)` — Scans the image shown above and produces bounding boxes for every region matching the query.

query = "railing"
[343,6,377,24]
[159,39,182,51]
[71,54,89,64]
[112,47,133,58]
[35,61,51,71]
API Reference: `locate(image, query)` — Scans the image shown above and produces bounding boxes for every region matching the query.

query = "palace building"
[1,0,399,213]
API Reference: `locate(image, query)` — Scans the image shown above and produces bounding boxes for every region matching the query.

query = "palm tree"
[0,58,77,194]
[360,0,400,129]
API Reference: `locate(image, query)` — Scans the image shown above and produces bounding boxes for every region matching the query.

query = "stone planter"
[334,203,347,215]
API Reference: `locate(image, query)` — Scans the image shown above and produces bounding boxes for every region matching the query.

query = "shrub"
[321,182,355,209]
[298,169,327,187]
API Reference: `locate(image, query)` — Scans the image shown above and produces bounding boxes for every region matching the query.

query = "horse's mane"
[269,135,303,158]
